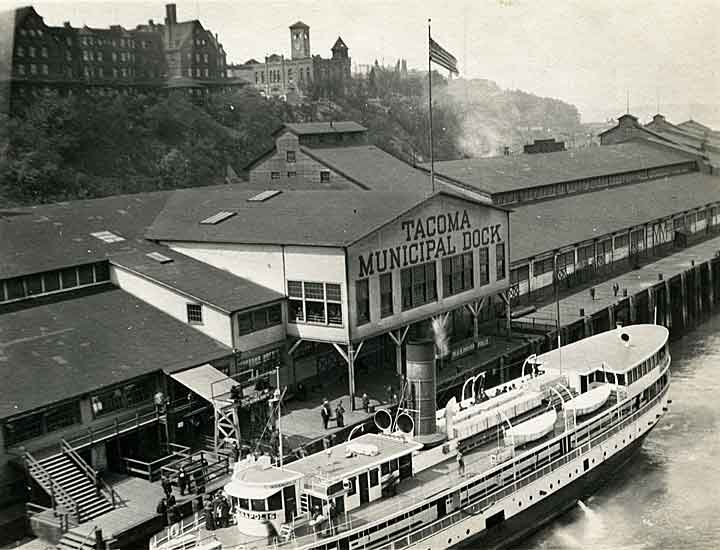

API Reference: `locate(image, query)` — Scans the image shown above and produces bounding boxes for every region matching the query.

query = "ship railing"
[391,384,670,549]
[150,512,203,550]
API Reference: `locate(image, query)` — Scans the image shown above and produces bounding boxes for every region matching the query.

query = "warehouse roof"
[0,287,231,419]
[299,145,434,193]
[110,248,283,313]
[148,188,488,247]
[510,172,720,262]
[423,142,696,195]
[0,190,174,279]
[276,121,367,136]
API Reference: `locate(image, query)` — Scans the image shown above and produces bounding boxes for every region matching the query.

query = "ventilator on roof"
[90,230,125,243]
[146,251,173,264]
[248,190,281,202]
[200,211,236,225]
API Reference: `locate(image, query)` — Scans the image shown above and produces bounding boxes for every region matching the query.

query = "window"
[478,247,489,285]
[286,150,296,163]
[30,64,37,75]
[380,273,393,318]
[187,303,203,324]
[271,171,280,180]
[4,401,81,446]
[17,46,24,57]
[614,234,628,249]
[369,468,379,487]
[17,64,25,75]
[287,281,343,326]
[442,252,474,297]
[356,279,370,325]
[320,170,331,183]
[510,265,529,285]
[534,257,554,276]
[237,304,282,335]
[287,171,297,178]
[29,46,35,58]
[577,244,594,264]
[496,243,506,281]
[401,262,437,310]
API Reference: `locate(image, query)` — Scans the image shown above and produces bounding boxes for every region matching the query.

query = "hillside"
[0,73,583,206]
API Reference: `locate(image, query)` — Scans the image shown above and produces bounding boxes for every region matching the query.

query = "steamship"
[152,323,671,550]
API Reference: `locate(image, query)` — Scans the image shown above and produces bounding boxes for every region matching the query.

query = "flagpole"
[428,18,435,194]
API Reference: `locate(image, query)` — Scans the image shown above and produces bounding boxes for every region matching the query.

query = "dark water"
[514,316,720,550]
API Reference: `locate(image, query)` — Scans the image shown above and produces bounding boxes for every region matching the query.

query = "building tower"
[289,21,310,59]
[331,37,349,60]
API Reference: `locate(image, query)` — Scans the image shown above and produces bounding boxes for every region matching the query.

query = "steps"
[28,453,114,526]
[56,526,98,550]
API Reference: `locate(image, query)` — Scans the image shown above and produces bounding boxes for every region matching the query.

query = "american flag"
[429,37,459,75]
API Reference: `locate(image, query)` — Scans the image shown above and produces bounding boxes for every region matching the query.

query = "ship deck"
[180,387,622,550]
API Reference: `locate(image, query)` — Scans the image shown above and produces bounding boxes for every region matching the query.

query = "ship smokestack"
[406,339,446,447]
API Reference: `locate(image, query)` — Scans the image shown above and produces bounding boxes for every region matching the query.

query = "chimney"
[165,4,177,26]
[63,21,71,28]
[148,19,154,26]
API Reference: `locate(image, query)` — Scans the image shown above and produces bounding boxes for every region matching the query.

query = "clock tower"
[289,21,310,59]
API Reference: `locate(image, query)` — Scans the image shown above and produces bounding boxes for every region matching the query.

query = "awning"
[170,364,236,404]
[224,481,281,500]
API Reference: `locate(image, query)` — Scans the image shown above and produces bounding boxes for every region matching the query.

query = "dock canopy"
[170,364,236,404]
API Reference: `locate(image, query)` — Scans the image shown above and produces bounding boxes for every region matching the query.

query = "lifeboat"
[565,385,611,416]
[505,409,557,446]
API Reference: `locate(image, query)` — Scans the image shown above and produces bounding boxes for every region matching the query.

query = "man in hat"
[321,398,331,429]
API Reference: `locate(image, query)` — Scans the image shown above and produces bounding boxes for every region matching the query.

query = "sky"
[2,0,719,122]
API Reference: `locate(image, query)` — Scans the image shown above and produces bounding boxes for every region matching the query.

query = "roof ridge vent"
[248,190,282,202]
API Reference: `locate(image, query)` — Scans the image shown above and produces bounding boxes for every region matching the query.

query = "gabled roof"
[110,248,283,313]
[146,188,499,248]
[332,37,348,50]
[510,171,720,262]
[289,21,309,29]
[0,287,231,420]
[298,145,433,193]
[274,121,367,137]
[423,142,696,195]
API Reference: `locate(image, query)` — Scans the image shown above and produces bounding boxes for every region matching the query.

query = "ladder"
[299,493,310,515]
[279,523,295,543]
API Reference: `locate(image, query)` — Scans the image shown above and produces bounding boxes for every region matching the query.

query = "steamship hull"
[414,379,668,550]
[449,431,650,550]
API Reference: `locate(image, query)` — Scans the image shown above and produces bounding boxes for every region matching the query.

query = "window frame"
[401,261,437,311]
[187,303,204,325]
[287,281,343,327]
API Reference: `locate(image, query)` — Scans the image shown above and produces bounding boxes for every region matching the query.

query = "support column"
[607,305,615,328]
[708,261,715,309]
[647,287,654,324]
[584,316,593,337]
[681,272,689,328]
[465,297,487,350]
[388,326,409,378]
[331,342,360,411]
[696,266,703,317]
[499,356,506,384]
[628,295,636,324]
[498,292,512,337]
[664,279,672,329]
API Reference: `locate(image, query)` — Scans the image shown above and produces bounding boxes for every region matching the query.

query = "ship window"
[369,468,379,487]
[251,499,266,512]
[238,498,248,509]
[267,491,282,511]
[381,462,390,476]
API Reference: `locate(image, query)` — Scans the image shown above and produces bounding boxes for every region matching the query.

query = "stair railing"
[25,451,80,524]
[60,438,123,508]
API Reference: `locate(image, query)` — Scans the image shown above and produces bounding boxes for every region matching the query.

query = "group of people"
[311,502,339,537]
[320,399,345,430]
[204,491,232,531]
[157,475,180,526]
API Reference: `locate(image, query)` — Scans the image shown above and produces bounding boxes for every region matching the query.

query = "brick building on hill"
[2,4,242,104]
[226,21,351,101]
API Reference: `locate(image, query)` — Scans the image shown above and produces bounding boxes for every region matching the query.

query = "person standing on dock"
[178,466,187,496]
[321,398,331,429]
[161,475,172,499]
[335,401,345,428]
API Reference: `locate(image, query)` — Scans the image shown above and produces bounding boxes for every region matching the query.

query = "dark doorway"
[334,495,345,514]
[358,472,370,505]
[583,458,590,472]
[283,485,296,523]
[437,497,447,519]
